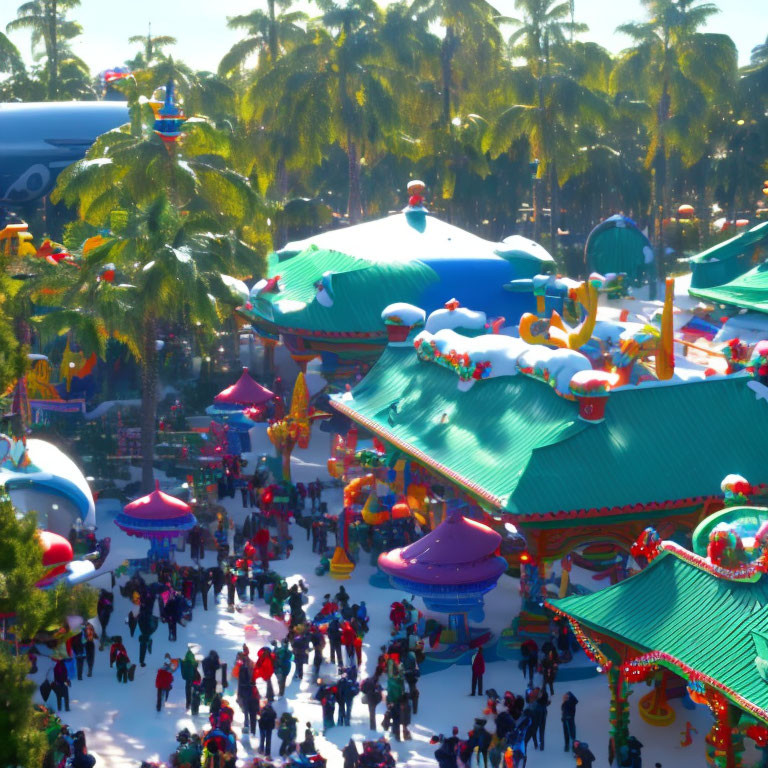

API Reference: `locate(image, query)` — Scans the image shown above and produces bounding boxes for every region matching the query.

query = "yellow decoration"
[27,359,62,401]
[267,372,328,481]
[362,490,389,526]
[82,235,106,255]
[519,279,599,350]
[329,546,355,579]
[0,222,36,257]
[655,278,675,381]
[59,340,97,393]
[613,279,675,385]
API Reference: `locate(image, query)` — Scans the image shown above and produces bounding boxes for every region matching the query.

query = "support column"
[608,667,630,765]
[707,690,743,768]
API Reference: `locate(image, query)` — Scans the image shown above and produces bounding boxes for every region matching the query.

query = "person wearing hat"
[434,733,459,768]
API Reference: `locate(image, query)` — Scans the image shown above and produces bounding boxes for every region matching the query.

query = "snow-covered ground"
[29,426,741,768]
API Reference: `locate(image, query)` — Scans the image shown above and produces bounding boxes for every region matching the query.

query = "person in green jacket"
[387,664,404,704]
[181,649,199,711]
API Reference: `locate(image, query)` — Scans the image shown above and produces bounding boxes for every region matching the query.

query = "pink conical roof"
[214,369,274,406]
[378,510,505,585]
[122,481,191,519]
[115,481,196,539]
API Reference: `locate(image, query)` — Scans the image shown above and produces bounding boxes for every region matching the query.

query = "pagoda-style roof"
[214,369,274,406]
[330,344,768,522]
[243,210,554,335]
[690,257,768,314]
[550,547,768,722]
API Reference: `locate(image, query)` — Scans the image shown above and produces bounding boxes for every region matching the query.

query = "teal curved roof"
[688,222,768,290]
[551,547,768,722]
[331,345,768,520]
[243,210,555,334]
[689,258,768,314]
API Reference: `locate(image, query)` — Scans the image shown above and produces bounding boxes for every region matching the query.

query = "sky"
[4,0,766,76]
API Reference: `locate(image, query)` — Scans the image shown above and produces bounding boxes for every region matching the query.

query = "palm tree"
[611,0,737,279]
[486,0,608,248]
[127,24,177,68]
[39,200,254,491]
[6,0,82,100]
[251,0,399,222]
[219,2,307,76]
[0,31,24,76]
[409,0,504,124]
[50,92,264,490]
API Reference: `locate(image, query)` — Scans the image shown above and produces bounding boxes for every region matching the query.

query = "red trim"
[331,397,742,520]
[546,604,768,724]
[276,326,386,340]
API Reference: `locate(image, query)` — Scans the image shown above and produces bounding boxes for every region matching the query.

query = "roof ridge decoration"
[631,475,768,583]
[411,300,616,409]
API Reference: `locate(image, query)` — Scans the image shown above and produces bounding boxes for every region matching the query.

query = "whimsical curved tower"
[378,508,507,628]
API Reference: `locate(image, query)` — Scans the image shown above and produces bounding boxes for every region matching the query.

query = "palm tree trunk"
[347,136,363,223]
[268,0,278,62]
[47,0,58,101]
[532,177,542,242]
[549,163,560,257]
[275,156,288,247]
[440,26,458,123]
[140,316,159,492]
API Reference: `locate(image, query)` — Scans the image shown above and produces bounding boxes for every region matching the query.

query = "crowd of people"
[37,470,621,768]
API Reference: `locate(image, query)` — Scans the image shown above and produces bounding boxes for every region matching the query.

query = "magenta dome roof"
[214,369,274,406]
[115,481,196,539]
[378,511,506,585]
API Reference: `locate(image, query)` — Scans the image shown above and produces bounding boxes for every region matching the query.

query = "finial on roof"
[153,79,186,145]
[407,179,426,207]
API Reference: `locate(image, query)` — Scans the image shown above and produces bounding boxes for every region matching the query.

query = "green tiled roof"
[331,345,768,519]
[688,221,768,290]
[689,259,768,314]
[551,550,768,720]
[248,247,439,334]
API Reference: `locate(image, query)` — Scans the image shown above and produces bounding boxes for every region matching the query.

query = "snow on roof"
[499,235,555,265]
[220,274,249,304]
[381,303,426,326]
[413,326,592,395]
[425,303,487,333]
[277,212,554,267]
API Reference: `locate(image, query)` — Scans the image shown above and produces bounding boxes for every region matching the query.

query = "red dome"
[38,530,74,568]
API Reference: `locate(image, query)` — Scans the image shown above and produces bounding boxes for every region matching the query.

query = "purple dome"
[378,511,506,586]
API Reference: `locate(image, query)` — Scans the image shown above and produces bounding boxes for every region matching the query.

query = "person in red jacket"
[155,658,174,711]
[471,647,486,697]
[254,528,270,571]
[341,621,357,665]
